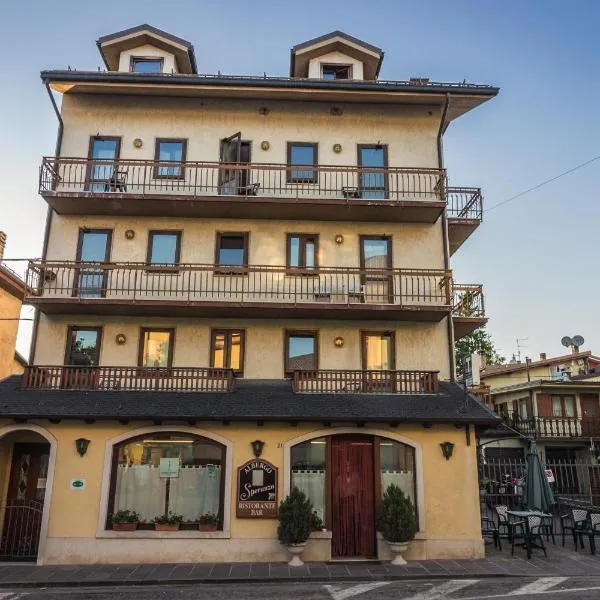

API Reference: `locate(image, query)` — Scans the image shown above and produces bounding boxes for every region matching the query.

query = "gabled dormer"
[96,24,197,74]
[290,31,383,81]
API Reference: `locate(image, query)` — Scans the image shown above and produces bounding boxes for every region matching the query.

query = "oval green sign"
[72,480,84,488]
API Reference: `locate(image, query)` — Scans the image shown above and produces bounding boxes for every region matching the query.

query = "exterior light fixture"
[333,143,342,153]
[125,229,135,240]
[260,141,270,151]
[335,234,344,244]
[330,106,343,116]
[251,440,265,458]
[133,138,143,149]
[334,337,344,348]
[75,438,91,457]
[440,441,454,461]
[258,107,270,116]
[115,333,127,345]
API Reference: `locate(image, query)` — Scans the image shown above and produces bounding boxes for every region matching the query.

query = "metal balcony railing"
[452,284,485,318]
[293,369,439,394]
[39,157,447,203]
[447,187,483,220]
[22,365,235,392]
[501,415,600,439]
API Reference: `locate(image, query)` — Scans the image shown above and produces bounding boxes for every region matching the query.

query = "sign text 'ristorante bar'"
[236,459,278,518]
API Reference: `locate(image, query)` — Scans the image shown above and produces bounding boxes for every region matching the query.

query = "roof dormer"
[97,24,197,74]
[290,31,383,81]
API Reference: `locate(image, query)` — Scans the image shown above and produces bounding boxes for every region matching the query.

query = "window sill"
[310,530,332,540]
[97,530,231,539]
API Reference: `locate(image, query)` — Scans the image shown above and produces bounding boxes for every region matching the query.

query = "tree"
[455,327,505,379]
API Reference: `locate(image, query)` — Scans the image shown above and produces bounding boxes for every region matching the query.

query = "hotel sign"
[236,459,278,518]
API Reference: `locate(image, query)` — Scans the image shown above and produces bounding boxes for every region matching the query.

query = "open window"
[321,64,352,80]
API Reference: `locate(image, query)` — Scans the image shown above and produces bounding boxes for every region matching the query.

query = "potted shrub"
[153,511,183,532]
[310,510,324,532]
[198,513,219,532]
[111,509,140,532]
[277,487,312,566]
[378,484,418,565]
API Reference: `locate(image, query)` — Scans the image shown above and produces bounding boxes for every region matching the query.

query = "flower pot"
[112,522,138,532]
[286,542,307,567]
[198,523,218,532]
[154,523,180,532]
[387,541,409,565]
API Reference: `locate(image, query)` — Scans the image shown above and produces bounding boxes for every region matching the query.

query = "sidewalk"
[0,545,599,588]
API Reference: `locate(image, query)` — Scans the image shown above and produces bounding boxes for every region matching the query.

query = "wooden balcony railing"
[502,415,600,439]
[453,284,485,318]
[293,369,439,394]
[39,157,447,203]
[22,365,235,392]
[447,187,483,220]
[26,261,453,309]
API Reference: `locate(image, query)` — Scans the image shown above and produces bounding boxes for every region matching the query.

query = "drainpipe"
[437,93,456,381]
[30,81,63,364]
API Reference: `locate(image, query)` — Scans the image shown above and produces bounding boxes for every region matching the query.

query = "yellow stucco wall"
[0,287,22,381]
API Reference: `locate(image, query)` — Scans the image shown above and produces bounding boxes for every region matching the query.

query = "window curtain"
[291,469,325,520]
[381,471,416,505]
[169,465,221,518]
[114,465,165,521]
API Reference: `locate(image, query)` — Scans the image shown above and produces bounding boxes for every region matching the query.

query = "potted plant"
[378,484,418,565]
[310,510,324,532]
[153,511,183,532]
[277,487,312,566]
[111,509,140,532]
[198,513,219,532]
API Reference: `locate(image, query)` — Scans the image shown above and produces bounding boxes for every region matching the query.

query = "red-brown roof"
[0,265,27,300]
[482,350,598,377]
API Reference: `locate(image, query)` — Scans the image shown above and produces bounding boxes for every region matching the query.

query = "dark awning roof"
[0,377,499,425]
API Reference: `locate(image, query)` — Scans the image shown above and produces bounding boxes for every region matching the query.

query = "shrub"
[378,484,418,543]
[199,512,219,525]
[310,510,323,531]
[153,511,183,525]
[112,509,140,524]
[277,487,312,545]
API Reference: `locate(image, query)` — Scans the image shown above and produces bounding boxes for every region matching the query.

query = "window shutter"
[512,400,518,417]
[526,397,534,418]
[537,393,552,417]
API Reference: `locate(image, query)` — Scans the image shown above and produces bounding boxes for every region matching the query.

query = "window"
[147,231,181,266]
[285,330,317,374]
[138,328,174,368]
[210,329,245,375]
[291,438,326,521]
[287,143,318,183]
[130,57,163,73]
[551,395,576,418]
[75,229,112,297]
[321,64,352,80]
[87,136,121,192]
[379,439,416,506]
[215,232,248,268]
[108,433,225,529]
[360,236,391,271]
[287,234,318,271]
[65,327,102,366]
[362,331,395,370]
[358,145,388,199]
[154,139,187,178]
[519,398,530,420]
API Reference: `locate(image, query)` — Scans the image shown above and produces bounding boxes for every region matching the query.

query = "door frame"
[85,136,122,191]
[73,228,113,298]
[0,425,57,565]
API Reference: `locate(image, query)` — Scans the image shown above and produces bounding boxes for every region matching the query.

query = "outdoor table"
[508,510,551,559]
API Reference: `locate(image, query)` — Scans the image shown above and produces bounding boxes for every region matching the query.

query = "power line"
[485,153,600,213]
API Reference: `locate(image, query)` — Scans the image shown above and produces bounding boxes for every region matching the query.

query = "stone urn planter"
[286,542,307,567]
[388,541,409,565]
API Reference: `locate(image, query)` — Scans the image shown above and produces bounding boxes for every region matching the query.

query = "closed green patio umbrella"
[523,442,555,512]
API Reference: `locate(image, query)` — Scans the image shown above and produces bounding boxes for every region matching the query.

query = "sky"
[0,0,599,361]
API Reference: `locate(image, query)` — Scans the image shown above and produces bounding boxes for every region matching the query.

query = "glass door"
[219,132,242,194]
[361,332,395,392]
[74,230,112,297]
[87,137,121,192]
[358,145,388,199]
[360,236,392,303]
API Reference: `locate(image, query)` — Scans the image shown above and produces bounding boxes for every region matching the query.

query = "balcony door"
[360,236,393,303]
[582,394,599,437]
[74,229,112,297]
[219,132,252,194]
[87,136,121,192]
[358,145,388,199]
[361,331,395,392]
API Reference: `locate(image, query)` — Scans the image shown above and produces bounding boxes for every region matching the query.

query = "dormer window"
[321,64,352,80]
[130,57,164,73]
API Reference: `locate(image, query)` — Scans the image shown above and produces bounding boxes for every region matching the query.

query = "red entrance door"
[1,443,50,560]
[330,437,375,558]
[581,394,600,437]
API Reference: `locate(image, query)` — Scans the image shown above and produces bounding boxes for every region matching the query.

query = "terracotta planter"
[112,522,138,532]
[286,542,307,567]
[198,523,218,532]
[387,541,409,565]
[154,523,180,532]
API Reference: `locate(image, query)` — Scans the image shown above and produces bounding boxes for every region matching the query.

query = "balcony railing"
[22,365,235,392]
[502,415,600,439]
[447,187,483,221]
[293,369,439,394]
[453,284,485,318]
[39,157,447,203]
[26,261,453,309]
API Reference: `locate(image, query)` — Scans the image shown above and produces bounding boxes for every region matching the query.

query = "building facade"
[0,25,499,564]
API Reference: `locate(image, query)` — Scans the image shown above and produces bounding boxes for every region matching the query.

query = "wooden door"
[581,394,599,437]
[1,443,50,560]
[330,437,375,558]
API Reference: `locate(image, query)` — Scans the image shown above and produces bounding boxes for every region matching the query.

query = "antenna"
[561,336,573,348]
[561,335,585,352]
[515,338,528,362]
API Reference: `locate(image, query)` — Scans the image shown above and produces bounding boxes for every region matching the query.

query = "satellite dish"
[561,336,573,348]
[572,335,585,347]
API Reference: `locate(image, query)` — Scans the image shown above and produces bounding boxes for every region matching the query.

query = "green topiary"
[277,486,312,545]
[378,484,418,543]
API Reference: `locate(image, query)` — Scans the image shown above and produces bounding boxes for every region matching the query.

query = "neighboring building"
[12,352,27,376]
[0,25,499,565]
[0,232,28,380]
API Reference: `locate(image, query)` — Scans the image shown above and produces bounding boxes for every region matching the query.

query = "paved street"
[4,577,600,600]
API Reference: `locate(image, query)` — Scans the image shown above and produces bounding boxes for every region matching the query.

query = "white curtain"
[382,470,416,505]
[170,465,221,519]
[292,469,325,520]
[115,465,165,521]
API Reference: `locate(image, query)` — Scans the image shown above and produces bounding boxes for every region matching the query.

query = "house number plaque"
[236,459,278,518]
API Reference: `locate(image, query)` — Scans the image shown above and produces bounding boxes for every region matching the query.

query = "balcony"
[22,365,234,392]
[452,283,486,339]
[293,369,438,394]
[447,187,483,254]
[39,157,447,223]
[26,261,455,321]
[503,415,600,439]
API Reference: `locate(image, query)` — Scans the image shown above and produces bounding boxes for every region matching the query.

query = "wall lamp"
[75,438,91,457]
[440,441,455,461]
[251,440,265,458]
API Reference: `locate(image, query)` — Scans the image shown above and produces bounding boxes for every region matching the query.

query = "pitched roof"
[13,352,27,368]
[0,264,27,300]
[0,377,499,425]
[482,351,596,377]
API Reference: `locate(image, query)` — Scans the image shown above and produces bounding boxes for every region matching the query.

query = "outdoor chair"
[541,514,556,544]
[511,515,547,558]
[481,516,501,550]
[560,508,588,549]
[580,512,600,555]
[103,169,128,192]
[239,182,260,196]
[495,505,523,542]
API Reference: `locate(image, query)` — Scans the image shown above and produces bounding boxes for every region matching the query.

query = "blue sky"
[1,0,599,361]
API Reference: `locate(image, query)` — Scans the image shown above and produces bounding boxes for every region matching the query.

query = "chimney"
[539,352,547,360]
[0,231,6,261]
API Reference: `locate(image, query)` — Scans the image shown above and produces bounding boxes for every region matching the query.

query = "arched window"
[107,432,225,529]
[379,439,416,506]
